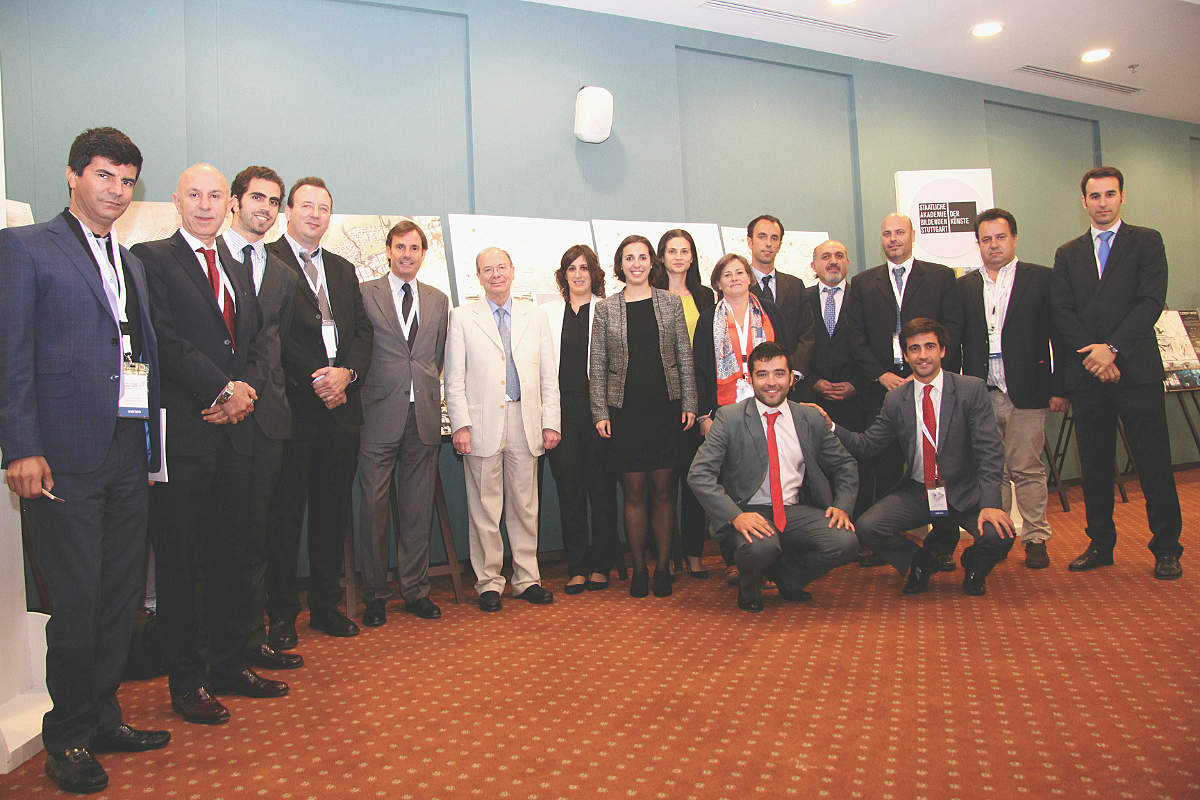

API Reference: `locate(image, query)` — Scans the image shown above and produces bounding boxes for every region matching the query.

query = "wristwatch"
[1106,344,1119,355]
[215,381,236,405]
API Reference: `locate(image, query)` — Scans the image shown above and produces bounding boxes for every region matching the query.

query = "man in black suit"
[1051,166,1183,580]
[265,177,373,644]
[220,166,302,670]
[134,164,288,727]
[745,214,815,378]
[824,318,1015,597]
[959,208,1066,569]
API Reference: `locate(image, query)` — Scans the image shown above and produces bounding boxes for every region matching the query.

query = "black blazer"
[266,237,373,428]
[802,282,869,394]
[749,269,815,375]
[133,231,264,457]
[239,247,298,441]
[692,297,791,418]
[1051,223,1167,390]
[958,261,1061,409]
[845,259,963,385]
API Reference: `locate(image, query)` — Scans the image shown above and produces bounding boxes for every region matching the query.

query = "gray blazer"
[359,276,449,446]
[687,398,859,539]
[835,370,1003,511]
[589,287,697,422]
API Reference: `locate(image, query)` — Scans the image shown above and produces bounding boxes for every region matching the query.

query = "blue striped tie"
[823,286,839,336]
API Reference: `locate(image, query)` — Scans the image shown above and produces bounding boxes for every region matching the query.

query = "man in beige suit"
[445,247,561,612]
[356,220,449,627]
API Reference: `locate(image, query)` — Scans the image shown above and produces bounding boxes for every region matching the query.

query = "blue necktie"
[1097,230,1114,275]
[497,308,521,401]
[823,286,839,336]
[892,266,906,334]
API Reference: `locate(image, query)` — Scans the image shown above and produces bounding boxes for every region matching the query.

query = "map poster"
[446,214,594,307]
[1162,309,1200,392]
[894,168,994,271]
[590,220,725,282]
[719,226,828,288]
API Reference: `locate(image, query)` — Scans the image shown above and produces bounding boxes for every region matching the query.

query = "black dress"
[608,298,681,473]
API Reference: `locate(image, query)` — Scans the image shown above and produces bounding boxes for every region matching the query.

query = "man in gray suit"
[827,317,1015,597]
[356,220,449,625]
[688,341,859,613]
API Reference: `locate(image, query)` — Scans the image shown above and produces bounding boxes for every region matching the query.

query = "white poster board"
[894,168,994,271]
[719,226,828,287]
[590,220,725,283]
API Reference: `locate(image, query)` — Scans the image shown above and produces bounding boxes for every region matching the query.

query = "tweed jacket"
[589,287,697,422]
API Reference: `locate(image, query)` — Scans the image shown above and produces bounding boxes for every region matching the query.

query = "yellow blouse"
[681,293,699,343]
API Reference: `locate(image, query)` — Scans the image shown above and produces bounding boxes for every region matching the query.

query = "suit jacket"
[444,297,560,457]
[749,269,815,374]
[1051,223,1167,390]
[687,398,859,538]
[589,287,697,421]
[958,261,1061,408]
[845,259,963,385]
[0,212,161,473]
[691,297,791,418]
[241,248,297,441]
[801,282,870,398]
[266,237,373,428]
[835,371,1003,512]
[132,231,264,457]
[359,276,449,445]
[541,294,602,375]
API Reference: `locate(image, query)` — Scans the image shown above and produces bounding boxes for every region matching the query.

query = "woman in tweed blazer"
[590,235,697,598]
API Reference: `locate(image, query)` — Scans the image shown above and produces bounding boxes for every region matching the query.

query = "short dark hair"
[231,165,285,202]
[900,317,947,349]
[67,127,143,180]
[748,340,791,373]
[746,214,784,240]
[287,176,333,210]
[710,252,750,296]
[612,234,663,284]
[974,208,1017,238]
[1081,165,1124,195]
[386,219,428,250]
[556,244,605,300]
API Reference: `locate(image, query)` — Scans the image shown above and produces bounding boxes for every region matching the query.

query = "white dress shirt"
[749,399,806,507]
[222,228,265,294]
[887,256,915,306]
[910,369,944,483]
[389,272,420,401]
[179,227,236,309]
[981,258,1017,394]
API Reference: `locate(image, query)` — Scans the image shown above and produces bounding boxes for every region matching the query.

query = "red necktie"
[922,384,939,487]
[201,247,236,346]
[765,410,787,532]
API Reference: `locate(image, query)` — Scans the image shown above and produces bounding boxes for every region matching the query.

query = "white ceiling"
[525,0,1200,125]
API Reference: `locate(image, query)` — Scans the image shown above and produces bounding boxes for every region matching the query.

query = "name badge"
[735,376,754,402]
[892,333,903,364]
[988,329,1003,358]
[119,361,150,418]
[927,485,948,517]
[321,320,338,361]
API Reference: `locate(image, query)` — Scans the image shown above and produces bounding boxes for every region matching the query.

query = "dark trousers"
[25,420,147,752]
[246,428,284,649]
[266,410,360,620]
[548,392,618,576]
[731,502,858,592]
[855,480,1015,577]
[676,424,707,558]
[1072,383,1183,557]
[150,430,253,694]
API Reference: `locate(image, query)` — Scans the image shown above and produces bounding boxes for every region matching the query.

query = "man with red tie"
[688,341,859,613]
[827,318,1015,596]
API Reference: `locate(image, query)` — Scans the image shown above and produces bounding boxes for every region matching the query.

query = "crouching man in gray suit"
[688,341,859,612]
[823,317,1015,597]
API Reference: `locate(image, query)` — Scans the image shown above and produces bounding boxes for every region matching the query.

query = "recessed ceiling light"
[971,21,1004,38]
[1081,48,1112,63]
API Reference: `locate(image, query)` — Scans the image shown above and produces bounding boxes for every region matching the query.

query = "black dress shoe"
[268,617,298,650]
[584,576,610,591]
[478,590,502,612]
[362,599,386,627]
[310,609,360,637]
[933,551,956,572]
[171,687,230,725]
[902,560,932,594]
[564,578,587,595]
[1154,553,1183,580]
[1069,546,1114,572]
[246,643,304,670]
[778,587,813,602]
[405,597,443,618]
[91,724,170,753]
[45,747,107,794]
[737,589,764,612]
[211,667,289,698]
[962,570,987,596]
[515,584,555,604]
[652,568,672,597]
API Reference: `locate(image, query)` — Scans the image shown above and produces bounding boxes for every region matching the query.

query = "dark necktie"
[200,247,236,345]
[241,244,258,295]
[401,282,418,347]
[765,410,786,533]
[922,384,938,487]
[761,274,775,303]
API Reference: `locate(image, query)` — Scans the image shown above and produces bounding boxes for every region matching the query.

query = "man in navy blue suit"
[0,128,169,794]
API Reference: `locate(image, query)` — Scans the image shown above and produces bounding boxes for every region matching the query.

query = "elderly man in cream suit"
[445,247,561,612]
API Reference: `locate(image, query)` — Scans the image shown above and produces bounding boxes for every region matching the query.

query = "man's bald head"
[880,212,915,265]
[173,163,230,244]
[811,239,850,287]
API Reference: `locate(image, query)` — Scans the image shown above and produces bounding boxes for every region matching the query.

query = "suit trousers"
[856,480,1015,577]
[1072,383,1183,557]
[267,407,361,621]
[989,391,1051,543]
[732,502,858,590]
[357,403,440,603]
[547,391,618,576]
[246,429,283,649]
[24,420,148,752]
[463,401,542,595]
[151,430,253,694]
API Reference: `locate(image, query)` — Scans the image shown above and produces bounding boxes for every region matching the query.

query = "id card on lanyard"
[984,268,1014,360]
[732,305,754,402]
[921,414,948,516]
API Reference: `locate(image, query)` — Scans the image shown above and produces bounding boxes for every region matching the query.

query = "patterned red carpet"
[5,473,1199,798]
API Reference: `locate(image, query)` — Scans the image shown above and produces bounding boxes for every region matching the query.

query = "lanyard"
[982,267,1014,335]
[79,220,131,359]
[396,283,418,339]
[732,304,753,377]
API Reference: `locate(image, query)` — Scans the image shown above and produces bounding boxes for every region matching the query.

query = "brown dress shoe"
[210,667,289,698]
[171,686,230,725]
[246,643,304,670]
[1024,541,1050,569]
